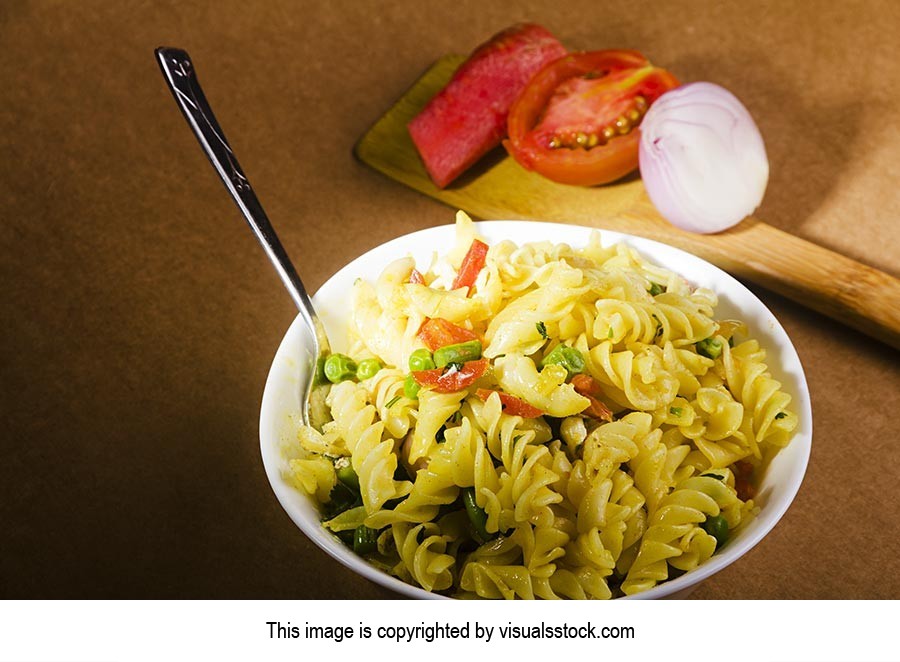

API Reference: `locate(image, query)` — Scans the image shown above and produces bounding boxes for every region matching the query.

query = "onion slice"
[638,82,769,234]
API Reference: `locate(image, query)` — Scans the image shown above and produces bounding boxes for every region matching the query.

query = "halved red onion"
[639,82,769,234]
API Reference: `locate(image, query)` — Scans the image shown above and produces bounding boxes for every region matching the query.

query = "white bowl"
[259,221,812,599]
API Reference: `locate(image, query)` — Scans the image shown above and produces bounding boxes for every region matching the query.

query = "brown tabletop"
[2,1,898,599]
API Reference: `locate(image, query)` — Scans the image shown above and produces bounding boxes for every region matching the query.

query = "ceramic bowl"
[259,221,812,599]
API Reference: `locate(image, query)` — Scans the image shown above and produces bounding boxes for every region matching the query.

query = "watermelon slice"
[408,24,567,188]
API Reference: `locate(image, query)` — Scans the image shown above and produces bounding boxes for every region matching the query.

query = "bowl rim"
[259,219,812,600]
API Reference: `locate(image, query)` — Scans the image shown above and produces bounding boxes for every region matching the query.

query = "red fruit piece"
[408,23,567,188]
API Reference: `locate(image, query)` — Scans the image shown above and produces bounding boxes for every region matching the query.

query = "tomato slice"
[476,389,544,418]
[409,268,426,285]
[417,318,479,351]
[407,24,566,188]
[413,358,489,393]
[570,374,614,421]
[451,239,489,293]
[505,50,680,186]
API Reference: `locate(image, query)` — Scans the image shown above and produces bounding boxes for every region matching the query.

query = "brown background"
[1,1,898,599]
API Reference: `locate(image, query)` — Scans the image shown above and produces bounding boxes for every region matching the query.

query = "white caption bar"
[0,600,896,661]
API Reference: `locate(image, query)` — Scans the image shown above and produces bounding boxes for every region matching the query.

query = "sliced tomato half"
[413,358,489,393]
[476,389,544,418]
[505,50,680,186]
[417,318,479,351]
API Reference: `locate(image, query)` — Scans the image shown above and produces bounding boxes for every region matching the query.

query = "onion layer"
[638,82,769,234]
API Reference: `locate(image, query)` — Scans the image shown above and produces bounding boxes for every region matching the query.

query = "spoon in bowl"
[155,47,330,428]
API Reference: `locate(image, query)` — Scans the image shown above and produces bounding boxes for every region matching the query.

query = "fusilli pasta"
[287,211,799,598]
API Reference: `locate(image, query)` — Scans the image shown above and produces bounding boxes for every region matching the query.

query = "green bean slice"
[696,337,724,359]
[463,487,493,543]
[353,525,378,555]
[433,340,482,368]
[539,344,585,378]
[335,459,359,491]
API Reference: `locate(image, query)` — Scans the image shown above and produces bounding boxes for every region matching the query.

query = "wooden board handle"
[355,55,900,350]
[617,201,900,348]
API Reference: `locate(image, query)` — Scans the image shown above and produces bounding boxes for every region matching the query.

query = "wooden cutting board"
[355,55,900,349]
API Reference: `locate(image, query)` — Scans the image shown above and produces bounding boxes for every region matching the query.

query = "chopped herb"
[701,473,725,480]
[607,327,614,339]
[648,282,664,296]
[669,406,684,416]
[775,412,787,420]
[385,395,402,409]
[652,314,663,338]
[536,321,548,339]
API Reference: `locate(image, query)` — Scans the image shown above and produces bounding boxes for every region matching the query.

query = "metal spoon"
[155,47,330,427]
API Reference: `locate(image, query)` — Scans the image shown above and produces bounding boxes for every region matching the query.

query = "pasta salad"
[288,212,798,599]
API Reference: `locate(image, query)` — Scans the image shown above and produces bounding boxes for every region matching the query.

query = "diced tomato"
[451,239,489,293]
[734,460,754,478]
[409,268,426,285]
[735,477,756,501]
[570,374,600,394]
[408,24,567,188]
[412,358,489,393]
[570,374,614,421]
[581,394,614,422]
[734,460,756,501]
[476,389,543,418]
[417,318,478,351]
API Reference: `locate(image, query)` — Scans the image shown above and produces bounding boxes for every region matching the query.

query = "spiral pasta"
[621,475,740,595]
[288,211,799,599]
[326,381,412,514]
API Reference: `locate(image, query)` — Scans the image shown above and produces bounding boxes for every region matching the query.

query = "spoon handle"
[155,47,322,342]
